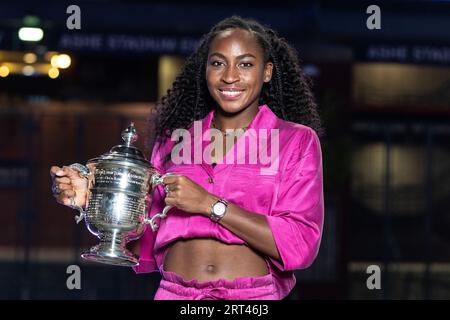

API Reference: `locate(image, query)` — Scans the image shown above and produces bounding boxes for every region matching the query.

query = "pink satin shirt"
[133,104,324,299]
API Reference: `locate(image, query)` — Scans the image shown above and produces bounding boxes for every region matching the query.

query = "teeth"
[221,91,242,96]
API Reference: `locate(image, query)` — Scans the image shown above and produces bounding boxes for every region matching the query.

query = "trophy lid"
[87,123,151,168]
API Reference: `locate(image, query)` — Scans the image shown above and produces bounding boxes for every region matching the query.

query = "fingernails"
[56,170,64,176]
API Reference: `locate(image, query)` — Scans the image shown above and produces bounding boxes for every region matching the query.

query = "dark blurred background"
[1,0,450,300]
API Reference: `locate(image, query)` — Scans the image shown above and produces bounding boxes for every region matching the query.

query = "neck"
[213,104,259,131]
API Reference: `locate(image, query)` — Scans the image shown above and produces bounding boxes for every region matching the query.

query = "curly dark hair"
[148,15,323,149]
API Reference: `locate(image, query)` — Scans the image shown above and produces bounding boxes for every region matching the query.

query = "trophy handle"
[144,205,173,231]
[150,172,177,187]
[145,172,178,231]
[68,163,93,224]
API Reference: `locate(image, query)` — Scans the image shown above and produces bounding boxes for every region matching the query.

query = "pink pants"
[154,268,279,300]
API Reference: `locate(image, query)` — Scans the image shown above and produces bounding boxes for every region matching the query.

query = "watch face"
[214,202,226,215]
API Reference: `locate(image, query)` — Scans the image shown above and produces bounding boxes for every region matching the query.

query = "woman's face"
[206,28,273,115]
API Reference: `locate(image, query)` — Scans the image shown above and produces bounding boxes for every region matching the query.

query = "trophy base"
[81,239,139,267]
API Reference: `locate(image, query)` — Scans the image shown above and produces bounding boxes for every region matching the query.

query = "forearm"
[202,194,281,261]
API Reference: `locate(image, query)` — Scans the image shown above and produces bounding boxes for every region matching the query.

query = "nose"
[221,65,239,84]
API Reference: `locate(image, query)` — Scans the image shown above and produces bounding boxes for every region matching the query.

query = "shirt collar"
[202,104,279,132]
[190,104,279,174]
[172,105,280,174]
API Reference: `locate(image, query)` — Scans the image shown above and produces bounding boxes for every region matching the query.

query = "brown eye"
[211,61,224,67]
[239,62,253,68]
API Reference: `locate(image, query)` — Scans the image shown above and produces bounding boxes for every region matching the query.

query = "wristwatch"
[210,198,228,222]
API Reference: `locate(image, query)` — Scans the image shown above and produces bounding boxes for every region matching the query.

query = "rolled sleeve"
[132,139,167,274]
[266,128,324,271]
[132,184,165,273]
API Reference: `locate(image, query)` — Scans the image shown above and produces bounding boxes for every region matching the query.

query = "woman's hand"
[50,165,89,209]
[163,175,217,216]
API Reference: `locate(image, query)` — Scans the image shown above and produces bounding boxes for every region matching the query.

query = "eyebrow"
[208,52,257,60]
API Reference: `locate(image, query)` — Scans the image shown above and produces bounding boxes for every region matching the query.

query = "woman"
[50,16,324,300]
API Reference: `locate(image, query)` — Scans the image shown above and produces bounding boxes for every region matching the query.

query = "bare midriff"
[163,238,269,283]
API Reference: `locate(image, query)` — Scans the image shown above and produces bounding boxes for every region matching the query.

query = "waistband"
[160,267,275,290]
[158,268,279,300]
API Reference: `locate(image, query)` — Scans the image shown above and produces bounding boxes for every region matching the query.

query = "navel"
[205,264,217,273]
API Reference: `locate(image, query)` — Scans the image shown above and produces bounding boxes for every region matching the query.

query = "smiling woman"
[50,15,325,300]
[206,29,273,115]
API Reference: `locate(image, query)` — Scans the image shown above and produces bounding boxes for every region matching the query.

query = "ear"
[263,62,273,83]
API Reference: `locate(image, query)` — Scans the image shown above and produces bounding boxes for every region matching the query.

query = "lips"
[218,87,245,100]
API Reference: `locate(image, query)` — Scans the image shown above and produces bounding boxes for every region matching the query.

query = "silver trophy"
[69,123,173,267]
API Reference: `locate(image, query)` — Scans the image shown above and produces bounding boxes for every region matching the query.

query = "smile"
[218,88,245,100]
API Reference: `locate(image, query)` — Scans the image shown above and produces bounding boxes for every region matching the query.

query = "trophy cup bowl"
[68,123,171,267]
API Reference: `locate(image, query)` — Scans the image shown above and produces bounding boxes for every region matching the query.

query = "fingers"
[162,175,179,198]
[59,189,76,199]
[52,175,75,201]
[162,175,192,200]
[50,166,64,178]
[164,183,180,193]
[163,175,191,187]
[51,164,86,208]
[56,183,73,192]
[52,183,74,197]
[50,165,81,179]
[163,175,179,185]
[61,196,74,207]
[55,190,76,206]
[51,166,74,199]
[61,166,82,179]
[55,176,71,184]
[164,195,176,207]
